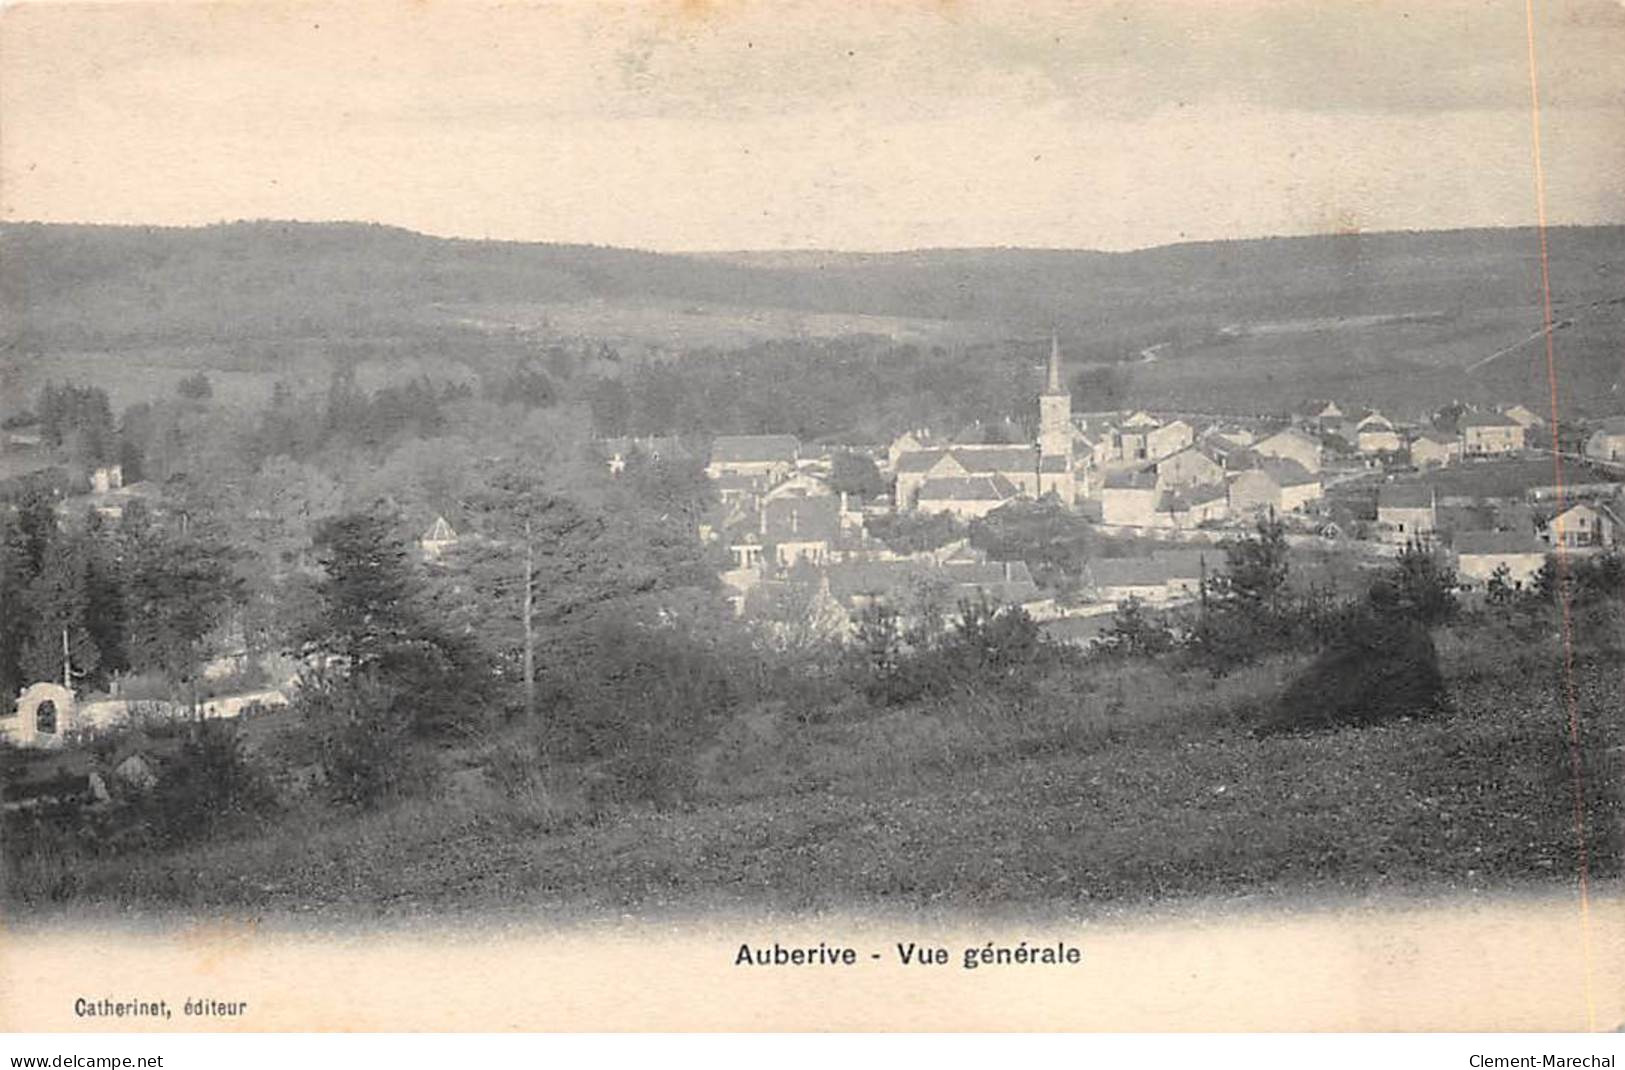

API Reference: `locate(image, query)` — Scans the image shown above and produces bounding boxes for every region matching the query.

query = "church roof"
[946,445,1038,473]
[917,474,1021,502]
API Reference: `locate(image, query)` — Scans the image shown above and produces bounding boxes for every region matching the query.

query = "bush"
[134,721,278,847]
[293,668,431,809]
[1263,614,1445,734]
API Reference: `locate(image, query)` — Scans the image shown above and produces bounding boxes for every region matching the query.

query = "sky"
[2,0,1622,251]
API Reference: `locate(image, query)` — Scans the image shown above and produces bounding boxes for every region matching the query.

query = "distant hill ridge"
[3,219,1622,349]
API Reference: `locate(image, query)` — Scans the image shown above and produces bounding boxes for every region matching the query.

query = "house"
[887,429,943,471]
[706,435,800,482]
[1410,430,1463,468]
[1161,483,1230,528]
[1459,412,1525,455]
[895,446,1040,510]
[1084,550,1211,606]
[1145,419,1195,462]
[1584,418,1625,463]
[915,474,1022,521]
[1267,461,1323,512]
[1154,446,1225,492]
[1541,502,1618,550]
[730,494,842,568]
[1356,412,1403,454]
[1227,468,1282,517]
[1253,428,1322,474]
[1101,470,1160,527]
[1376,485,1437,541]
[940,559,1042,607]
[1298,400,1344,425]
[1207,428,1257,450]
[1501,404,1544,430]
[1453,531,1548,590]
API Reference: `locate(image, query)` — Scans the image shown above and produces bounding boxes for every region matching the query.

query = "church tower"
[1038,334,1072,457]
[1037,334,1075,501]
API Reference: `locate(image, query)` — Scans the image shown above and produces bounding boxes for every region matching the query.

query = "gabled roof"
[1261,459,1319,487]
[896,449,951,473]
[1454,530,1545,555]
[948,445,1038,474]
[1549,500,1619,525]
[1171,483,1229,509]
[709,434,800,465]
[1459,411,1520,429]
[1229,466,1281,488]
[1087,549,1210,589]
[1121,410,1160,429]
[1589,416,1625,435]
[1157,445,1223,471]
[1378,485,1436,510]
[917,474,1021,502]
[942,559,1036,588]
[1256,428,1318,451]
[1413,429,1459,445]
[822,560,934,601]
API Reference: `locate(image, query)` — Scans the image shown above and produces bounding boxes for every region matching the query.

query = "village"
[585,339,1624,652]
[5,334,1624,797]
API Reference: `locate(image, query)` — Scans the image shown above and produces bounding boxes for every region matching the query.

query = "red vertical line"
[1524,0,1596,1032]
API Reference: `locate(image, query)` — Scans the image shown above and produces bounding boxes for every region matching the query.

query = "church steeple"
[1044,333,1065,395]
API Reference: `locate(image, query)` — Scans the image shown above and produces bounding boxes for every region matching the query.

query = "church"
[893,337,1077,517]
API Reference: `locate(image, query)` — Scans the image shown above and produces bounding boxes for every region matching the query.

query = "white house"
[1454,531,1548,590]
[1377,485,1437,542]
[1542,502,1618,550]
[1459,412,1525,456]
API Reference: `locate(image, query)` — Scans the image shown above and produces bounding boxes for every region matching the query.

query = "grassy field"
[7,614,1617,923]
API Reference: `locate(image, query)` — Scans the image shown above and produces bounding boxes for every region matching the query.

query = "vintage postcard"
[1,0,1622,1041]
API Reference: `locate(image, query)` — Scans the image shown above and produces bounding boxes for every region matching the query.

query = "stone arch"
[6,682,77,749]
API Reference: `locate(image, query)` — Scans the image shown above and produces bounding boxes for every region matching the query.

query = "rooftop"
[709,434,800,465]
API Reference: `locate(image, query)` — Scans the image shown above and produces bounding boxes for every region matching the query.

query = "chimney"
[840,491,849,514]
[791,507,799,534]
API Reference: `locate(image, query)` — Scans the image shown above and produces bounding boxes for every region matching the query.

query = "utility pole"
[61,626,71,689]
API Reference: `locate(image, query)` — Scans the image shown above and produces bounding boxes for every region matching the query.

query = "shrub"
[1263,614,1445,734]
[292,668,430,809]
[135,721,279,847]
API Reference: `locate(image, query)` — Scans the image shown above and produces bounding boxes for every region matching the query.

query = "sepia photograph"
[1,0,1623,1042]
